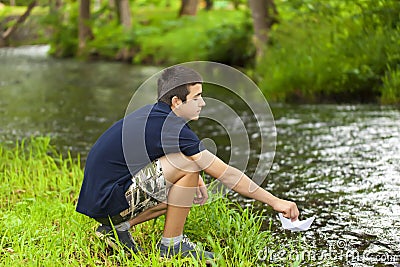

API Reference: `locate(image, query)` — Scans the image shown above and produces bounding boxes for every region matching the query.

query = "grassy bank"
[0,137,323,266]
[255,2,400,104]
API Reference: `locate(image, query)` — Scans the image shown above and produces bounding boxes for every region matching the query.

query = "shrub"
[380,66,400,104]
[43,2,79,58]
[202,19,255,67]
[255,10,400,103]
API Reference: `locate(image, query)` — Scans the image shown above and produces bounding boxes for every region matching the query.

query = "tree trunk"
[117,0,131,28]
[179,0,198,17]
[1,0,37,47]
[115,0,133,61]
[248,0,278,59]
[205,0,213,11]
[78,0,93,56]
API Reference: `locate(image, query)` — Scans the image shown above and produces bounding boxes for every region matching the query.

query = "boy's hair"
[157,66,203,105]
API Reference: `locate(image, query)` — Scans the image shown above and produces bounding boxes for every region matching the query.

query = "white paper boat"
[278,213,315,232]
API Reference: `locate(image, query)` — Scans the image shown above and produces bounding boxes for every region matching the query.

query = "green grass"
[381,66,400,105]
[0,5,48,19]
[0,137,324,266]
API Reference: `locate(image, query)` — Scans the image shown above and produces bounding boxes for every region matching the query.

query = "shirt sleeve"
[179,125,206,156]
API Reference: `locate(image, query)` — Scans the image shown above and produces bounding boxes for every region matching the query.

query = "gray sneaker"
[159,235,214,263]
[95,224,142,254]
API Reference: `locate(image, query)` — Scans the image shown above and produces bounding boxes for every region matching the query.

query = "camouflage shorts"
[119,160,167,220]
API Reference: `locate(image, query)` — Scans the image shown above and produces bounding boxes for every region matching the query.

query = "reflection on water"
[1,46,399,266]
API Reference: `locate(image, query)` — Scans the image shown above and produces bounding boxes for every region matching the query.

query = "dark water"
[1,46,399,266]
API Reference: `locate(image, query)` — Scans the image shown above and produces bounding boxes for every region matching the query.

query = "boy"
[76,66,299,261]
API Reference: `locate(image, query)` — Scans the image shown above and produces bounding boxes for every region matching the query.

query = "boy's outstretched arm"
[190,150,299,221]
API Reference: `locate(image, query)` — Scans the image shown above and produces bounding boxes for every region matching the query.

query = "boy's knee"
[159,153,201,179]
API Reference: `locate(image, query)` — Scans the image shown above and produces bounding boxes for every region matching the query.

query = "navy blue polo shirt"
[76,101,205,218]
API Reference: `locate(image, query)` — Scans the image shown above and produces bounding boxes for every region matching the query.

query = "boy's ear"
[171,96,183,109]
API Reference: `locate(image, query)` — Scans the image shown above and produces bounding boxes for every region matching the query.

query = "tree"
[115,0,133,61]
[179,0,198,17]
[116,0,131,28]
[0,0,37,47]
[78,0,93,56]
[248,0,278,59]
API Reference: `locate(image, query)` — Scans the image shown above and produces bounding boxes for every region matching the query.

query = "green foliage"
[1,0,47,7]
[84,5,139,60]
[381,66,400,104]
[39,2,252,64]
[43,2,79,57]
[88,23,136,59]
[133,9,249,65]
[202,17,255,67]
[0,5,47,18]
[255,0,400,103]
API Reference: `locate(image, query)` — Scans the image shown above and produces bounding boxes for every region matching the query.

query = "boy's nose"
[199,97,206,107]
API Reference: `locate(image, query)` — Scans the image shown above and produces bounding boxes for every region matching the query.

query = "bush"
[380,66,400,104]
[254,5,400,103]
[202,19,255,67]
[44,2,79,57]
[132,8,249,65]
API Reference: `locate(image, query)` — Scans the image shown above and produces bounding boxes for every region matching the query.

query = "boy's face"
[173,83,205,121]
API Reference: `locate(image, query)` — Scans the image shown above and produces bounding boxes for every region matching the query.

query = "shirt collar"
[154,101,173,114]
[155,101,188,123]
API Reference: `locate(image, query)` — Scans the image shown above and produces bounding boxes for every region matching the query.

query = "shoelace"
[181,235,197,249]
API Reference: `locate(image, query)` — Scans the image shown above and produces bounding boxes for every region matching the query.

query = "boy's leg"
[159,153,200,237]
[99,153,198,254]
[96,160,169,253]
[157,153,214,261]
[163,171,199,237]
[127,202,167,227]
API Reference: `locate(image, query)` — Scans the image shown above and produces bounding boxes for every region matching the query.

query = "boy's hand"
[193,176,208,205]
[271,198,299,221]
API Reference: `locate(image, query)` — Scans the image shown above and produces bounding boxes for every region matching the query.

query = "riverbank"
[1,2,399,104]
[0,137,320,266]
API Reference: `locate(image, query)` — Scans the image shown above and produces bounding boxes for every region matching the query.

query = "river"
[1,45,399,266]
